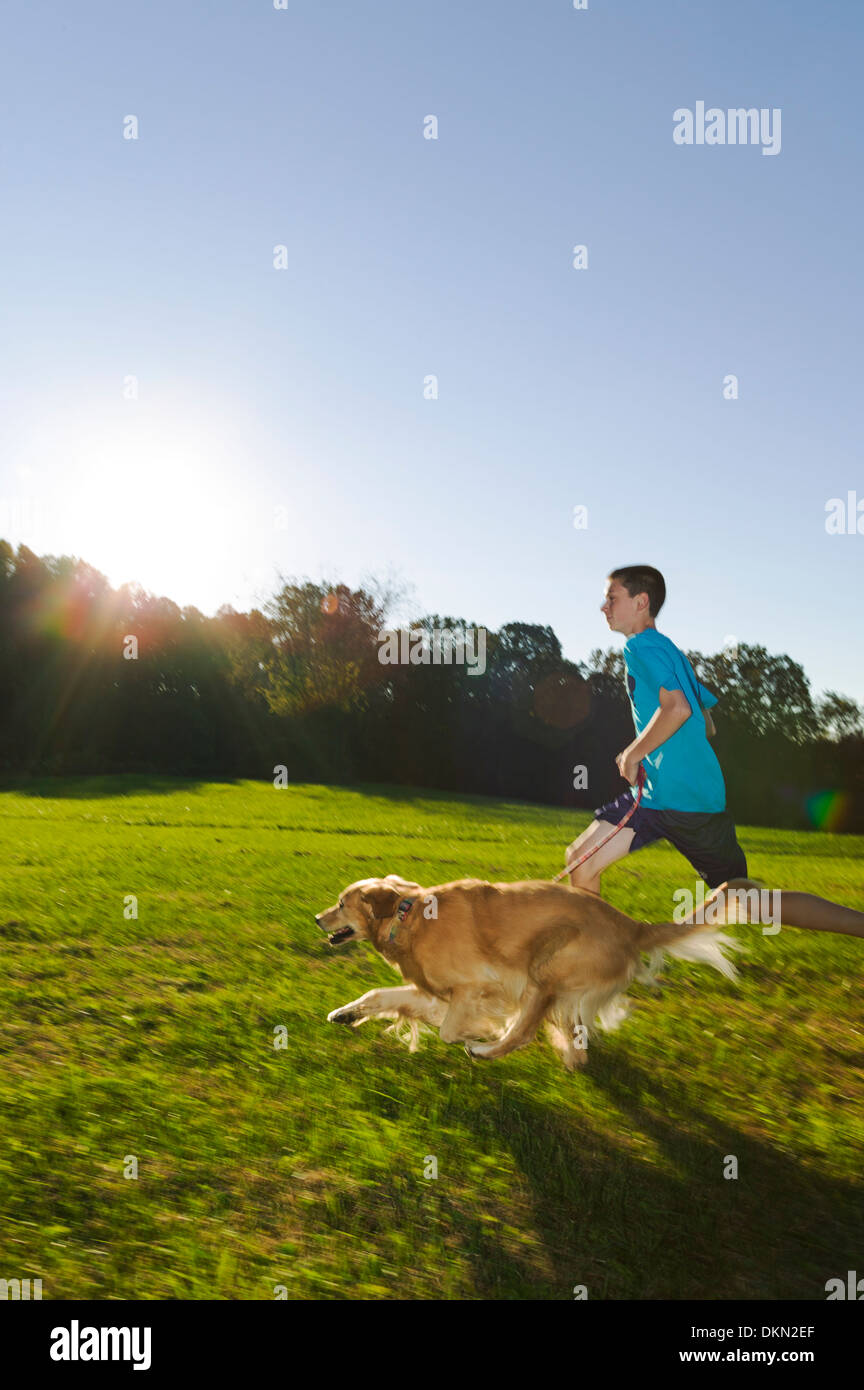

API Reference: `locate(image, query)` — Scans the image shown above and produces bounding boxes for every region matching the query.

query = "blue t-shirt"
[623,629,726,812]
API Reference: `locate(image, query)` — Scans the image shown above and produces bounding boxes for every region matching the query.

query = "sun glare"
[19,408,268,612]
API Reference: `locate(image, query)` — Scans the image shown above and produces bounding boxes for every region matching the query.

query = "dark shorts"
[594,791,748,890]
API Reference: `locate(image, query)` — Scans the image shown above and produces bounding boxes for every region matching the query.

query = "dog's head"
[314,875,422,947]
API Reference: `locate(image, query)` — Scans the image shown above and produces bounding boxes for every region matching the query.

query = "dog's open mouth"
[328,925,356,946]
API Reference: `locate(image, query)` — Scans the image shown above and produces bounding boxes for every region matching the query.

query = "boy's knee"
[569,862,599,891]
[575,882,603,898]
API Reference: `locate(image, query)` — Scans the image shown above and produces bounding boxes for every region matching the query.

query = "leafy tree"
[691,643,818,743]
[262,580,386,716]
[816,691,864,741]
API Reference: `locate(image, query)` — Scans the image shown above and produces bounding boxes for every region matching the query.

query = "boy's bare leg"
[772,891,864,937]
[681,879,864,940]
[564,821,635,894]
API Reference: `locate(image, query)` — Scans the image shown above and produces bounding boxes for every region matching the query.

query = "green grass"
[0,775,862,1300]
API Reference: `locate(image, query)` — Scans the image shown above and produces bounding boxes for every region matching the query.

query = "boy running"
[565,563,864,940]
[566,565,747,895]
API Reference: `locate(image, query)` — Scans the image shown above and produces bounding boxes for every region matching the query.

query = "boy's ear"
[360,885,401,921]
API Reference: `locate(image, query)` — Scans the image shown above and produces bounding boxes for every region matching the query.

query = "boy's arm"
[696,678,718,737]
[617,687,691,782]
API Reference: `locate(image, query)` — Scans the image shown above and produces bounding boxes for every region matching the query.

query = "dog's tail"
[635,920,741,982]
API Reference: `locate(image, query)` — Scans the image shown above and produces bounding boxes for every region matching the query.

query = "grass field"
[0,776,862,1301]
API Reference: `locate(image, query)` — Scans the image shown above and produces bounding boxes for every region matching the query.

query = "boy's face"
[601,577,649,635]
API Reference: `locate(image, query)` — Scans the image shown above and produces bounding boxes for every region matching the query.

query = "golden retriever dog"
[315,874,738,1070]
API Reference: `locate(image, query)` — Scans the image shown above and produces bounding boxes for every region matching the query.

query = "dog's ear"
[361,885,401,921]
[383,874,422,893]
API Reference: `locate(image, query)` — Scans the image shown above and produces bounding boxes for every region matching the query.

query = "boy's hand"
[616,746,642,785]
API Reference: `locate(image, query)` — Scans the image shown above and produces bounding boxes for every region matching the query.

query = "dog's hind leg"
[634,948,666,986]
[544,1016,588,1071]
[574,981,634,1039]
[438,990,499,1044]
[465,986,549,1061]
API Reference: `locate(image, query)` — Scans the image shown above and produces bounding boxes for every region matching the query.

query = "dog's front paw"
[464,1042,491,1060]
[327,1006,362,1026]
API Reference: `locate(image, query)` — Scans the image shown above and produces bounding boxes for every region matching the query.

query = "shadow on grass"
[354,781,588,816]
[0,774,566,813]
[0,773,231,799]
[447,1047,863,1301]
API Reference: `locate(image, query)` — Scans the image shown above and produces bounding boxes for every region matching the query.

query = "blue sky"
[1,1,862,700]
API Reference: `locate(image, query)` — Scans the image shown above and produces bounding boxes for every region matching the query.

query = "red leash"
[553,764,646,884]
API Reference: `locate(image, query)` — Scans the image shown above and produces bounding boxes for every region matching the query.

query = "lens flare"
[806,789,850,832]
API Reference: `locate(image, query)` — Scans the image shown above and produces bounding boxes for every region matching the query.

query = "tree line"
[1,540,861,831]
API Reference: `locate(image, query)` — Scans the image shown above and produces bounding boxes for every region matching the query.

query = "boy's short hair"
[608,565,667,617]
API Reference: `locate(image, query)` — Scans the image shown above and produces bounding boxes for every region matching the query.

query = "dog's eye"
[339,899,344,909]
